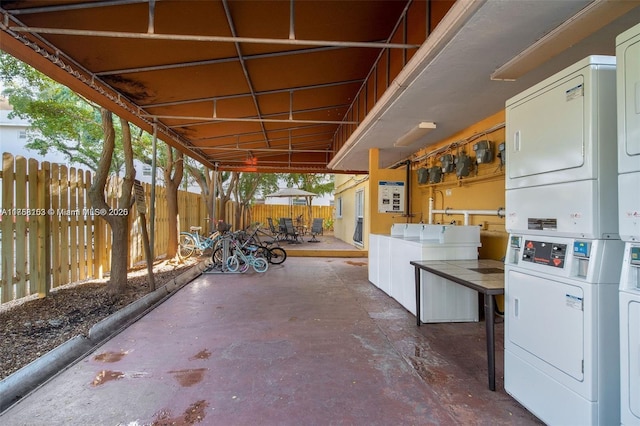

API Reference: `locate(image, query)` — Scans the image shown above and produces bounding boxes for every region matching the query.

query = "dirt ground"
[0,257,200,380]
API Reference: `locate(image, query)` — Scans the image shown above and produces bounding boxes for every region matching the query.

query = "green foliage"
[236,173,279,206]
[0,51,152,173]
[324,217,334,230]
[279,173,334,197]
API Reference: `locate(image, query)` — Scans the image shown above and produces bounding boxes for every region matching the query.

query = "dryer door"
[507,270,584,380]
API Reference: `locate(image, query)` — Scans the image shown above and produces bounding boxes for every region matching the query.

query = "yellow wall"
[333,174,369,249]
[334,110,508,264]
[367,149,408,236]
[410,111,507,261]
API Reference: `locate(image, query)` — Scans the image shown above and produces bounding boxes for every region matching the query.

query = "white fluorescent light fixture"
[394,121,436,147]
[491,1,639,81]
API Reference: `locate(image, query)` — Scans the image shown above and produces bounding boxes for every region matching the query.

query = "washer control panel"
[522,240,567,268]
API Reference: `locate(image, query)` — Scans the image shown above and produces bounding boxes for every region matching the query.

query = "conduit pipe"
[428,197,504,225]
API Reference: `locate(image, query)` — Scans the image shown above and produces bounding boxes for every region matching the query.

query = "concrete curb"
[0,259,211,413]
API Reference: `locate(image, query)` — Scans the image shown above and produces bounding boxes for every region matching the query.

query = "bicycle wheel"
[226,255,240,272]
[211,246,225,267]
[248,244,269,260]
[252,257,269,273]
[179,234,196,258]
[267,246,287,265]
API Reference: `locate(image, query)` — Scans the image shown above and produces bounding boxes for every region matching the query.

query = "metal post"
[149,120,157,260]
[212,162,218,232]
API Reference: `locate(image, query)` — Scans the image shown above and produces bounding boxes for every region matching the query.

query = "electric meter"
[473,140,493,164]
[440,154,455,173]
[455,152,472,177]
[498,142,506,166]
[417,168,429,184]
[428,166,442,183]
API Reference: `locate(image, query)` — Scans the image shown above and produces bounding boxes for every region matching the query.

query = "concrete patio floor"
[0,257,541,425]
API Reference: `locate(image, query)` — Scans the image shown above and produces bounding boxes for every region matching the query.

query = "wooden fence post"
[42,161,51,296]
[28,158,40,296]
[1,153,15,303]
[14,156,27,299]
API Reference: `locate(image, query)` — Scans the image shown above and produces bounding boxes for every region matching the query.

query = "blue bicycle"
[179,226,218,259]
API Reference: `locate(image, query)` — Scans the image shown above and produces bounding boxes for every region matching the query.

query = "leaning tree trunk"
[88,109,135,296]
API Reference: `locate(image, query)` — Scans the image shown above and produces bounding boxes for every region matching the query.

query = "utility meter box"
[473,140,493,164]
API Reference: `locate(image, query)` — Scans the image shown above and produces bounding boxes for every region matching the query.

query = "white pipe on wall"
[428,197,504,225]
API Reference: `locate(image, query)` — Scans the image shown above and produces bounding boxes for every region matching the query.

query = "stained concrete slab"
[0,257,541,425]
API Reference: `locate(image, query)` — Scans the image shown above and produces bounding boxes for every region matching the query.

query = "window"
[336,196,343,218]
[353,190,364,245]
[18,130,26,139]
[142,165,152,177]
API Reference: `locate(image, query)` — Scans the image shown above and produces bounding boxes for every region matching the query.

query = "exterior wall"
[333,112,507,269]
[333,174,368,249]
[367,149,408,236]
[411,111,507,261]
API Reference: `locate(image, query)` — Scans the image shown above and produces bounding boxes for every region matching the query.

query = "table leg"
[484,293,496,391]
[414,266,421,327]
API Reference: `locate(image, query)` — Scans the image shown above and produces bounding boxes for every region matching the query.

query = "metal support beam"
[198,146,334,153]
[153,115,359,125]
[221,0,270,148]
[289,0,296,40]
[7,26,421,49]
[147,0,155,34]
[97,46,346,77]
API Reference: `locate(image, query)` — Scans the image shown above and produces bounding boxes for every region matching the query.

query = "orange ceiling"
[0,0,437,173]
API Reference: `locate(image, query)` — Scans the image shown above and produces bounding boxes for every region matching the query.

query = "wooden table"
[410,259,505,391]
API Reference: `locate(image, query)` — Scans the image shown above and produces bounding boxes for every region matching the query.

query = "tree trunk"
[165,183,180,257]
[88,109,136,297]
[164,146,184,259]
[186,165,215,233]
[109,215,129,294]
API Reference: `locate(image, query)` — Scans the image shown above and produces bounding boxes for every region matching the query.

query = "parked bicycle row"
[178,222,287,273]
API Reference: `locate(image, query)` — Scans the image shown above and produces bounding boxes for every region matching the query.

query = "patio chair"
[283,217,302,243]
[308,218,324,242]
[267,217,284,242]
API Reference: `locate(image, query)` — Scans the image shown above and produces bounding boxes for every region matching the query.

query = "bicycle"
[236,225,287,265]
[179,226,219,258]
[226,239,269,273]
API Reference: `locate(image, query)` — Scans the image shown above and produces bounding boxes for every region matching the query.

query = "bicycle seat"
[190,226,202,232]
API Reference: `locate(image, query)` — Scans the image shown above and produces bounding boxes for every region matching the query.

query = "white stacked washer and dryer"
[503,56,624,425]
[617,22,640,426]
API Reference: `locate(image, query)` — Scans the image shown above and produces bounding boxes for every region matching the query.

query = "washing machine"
[617,22,640,426]
[504,55,623,425]
[505,235,623,425]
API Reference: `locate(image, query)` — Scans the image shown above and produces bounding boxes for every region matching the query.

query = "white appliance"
[505,235,623,425]
[617,22,640,426]
[369,224,481,322]
[617,24,640,244]
[620,244,640,425]
[505,55,618,240]
[504,56,623,425]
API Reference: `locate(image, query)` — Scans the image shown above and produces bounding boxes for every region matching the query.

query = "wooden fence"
[250,204,334,230]
[0,154,208,305]
[0,153,335,306]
